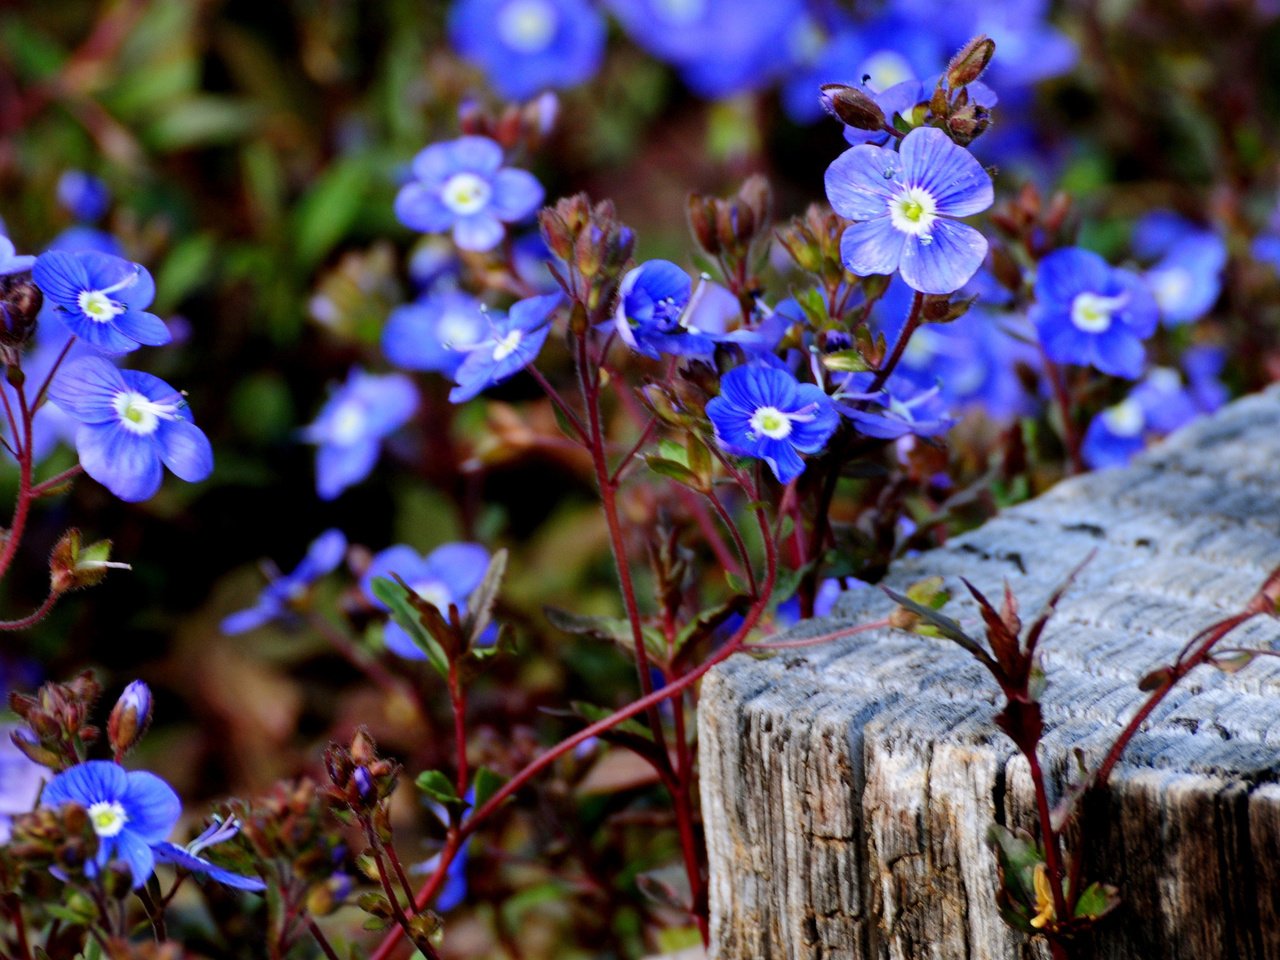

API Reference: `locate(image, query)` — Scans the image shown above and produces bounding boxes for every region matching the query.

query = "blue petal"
[489,169,544,222]
[383,622,429,660]
[47,357,127,424]
[31,251,90,307]
[361,546,432,607]
[824,143,899,222]
[898,219,988,295]
[157,419,213,483]
[42,760,128,809]
[395,183,456,233]
[900,127,992,217]
[316,437,379,500]
[152,841,266,892]
[295,529,348,582]
[121,771,182,842]
[507,292,562,332]
[112,831,158,888]
[76,423,164,502]
[839,216,905,278]
[1091,331,1145,379]
[757,437,806,483]
[60,311,142,354]
[452,214,505,252]
[113,309,172,347]
[424,543,491,598]
[1035,248,1109,306]
[220,601,279,636]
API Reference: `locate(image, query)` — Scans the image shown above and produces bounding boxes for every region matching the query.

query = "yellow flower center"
[750,406,792,440]
[88,800,128,838]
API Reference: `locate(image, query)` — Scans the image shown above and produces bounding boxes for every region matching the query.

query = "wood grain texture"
[700,387,1280,959]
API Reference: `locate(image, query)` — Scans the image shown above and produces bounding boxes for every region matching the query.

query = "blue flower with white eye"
[48,357,213,503]
[1143,234,1226,327]
[395,137,543,253]
[32,251,171,354]
[56,171,110,223]
[614,260,716,358]
[450,0,605,100]
[383,291,488,376]
[221,530,348,635]
[41,760,181,888]
[361,543,492,660]
[1082,366,1210,469]
[449,293,561,403]
[1030,248,1158,379]
[152,815,266,892]
[707,365,839,484]
[304,370,417,501]
[825,127,993,295]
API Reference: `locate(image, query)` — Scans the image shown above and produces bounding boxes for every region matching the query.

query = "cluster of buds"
[988,182,1074,279]
[6,804,100,883]
[777,204,864,292]
[49,528,130,595]
[106,681,152,759]
[0,268,41,355]
[687,175,772,289]
[540,194,636,322]
[231,778,350,916]
[459,91,559,152]
[8,673,101,770]
[933,35,997,144]
[323,728,399,813]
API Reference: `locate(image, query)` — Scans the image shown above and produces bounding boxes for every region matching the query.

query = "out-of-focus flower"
[56,171,110,223]
[1133,213,1226,328]
[0,234,35,276]
[1082,364,1220,469]
[49,357,213,502]
[450,0,605,99]
[383,290,487,376]
[449,293,561,402]
[360,543,492,659]
[221,530,348,635]
[41,760,181,888]
[838,375,955,439]
[0,728,46,844]
[707,364,839,483]
[825,127,993,294]
[395,137,543,253]
[152,815,266,892]
[32,251,170,354]
[303,369,418,500]
[1030,247,1157,379]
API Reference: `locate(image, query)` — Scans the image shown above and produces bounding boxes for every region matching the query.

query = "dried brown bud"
[819,83,887,131]
[0,271,41,347]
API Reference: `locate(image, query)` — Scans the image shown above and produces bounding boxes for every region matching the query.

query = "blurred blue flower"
[775,576,867,625]
[45,226,126,258]
[450,0,605,100]
[383,290,487,376]
[615,260,716,358]
[152,815,266,892]
[49,357,213,502]
[838,375,955,440]
[449,293,561,402]
[303,369,418,500]
[0,334,86,464]
[221,530,348,635]
[0,727,46,844]
[1030,247,1157,379]
[32,251,170,354]
[825,127,993,294]
[0,235,35,276]
[1082,366,1215,469]
[395,137,543,253]
[707,365,839,483]
[56,171,110,223]
[361,543,492,659]
[1135,217,1226,327]
[1182,344,1229,413]
[41,760,181,888]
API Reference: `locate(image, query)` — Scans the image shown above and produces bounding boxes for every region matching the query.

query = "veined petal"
[1035,248,1110,305]
[839,216,907,278]
[157,419,213,483]
[758,437,806,483]
[42,760,128,809]
[32,251,91,307]
[452,214,505,252]
[489,169,544,222]
[900,127,992,217]
[60,313,141,355]
[152,842,267,892]
[113,309,172,347]
[824,143,900,221]
[121,771,181,842]
[898,219,988,295]
[47,357,128,423]
[77,422,164,502]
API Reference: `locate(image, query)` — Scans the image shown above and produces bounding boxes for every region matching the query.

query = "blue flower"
[837,375,955,440]
[450,0,605,100]
[0,727,46,844]
[825,127,993,294]
[449,293,560,402]
[303,369,418,500]
[0,235,34,276]
[41,760,181,888]
[706,365,839,483]
[32,251,171,354]
[221,530,348,635]
[395,137,543,253]
[614,260,718,358]
[1030,248,1158,379]
[1081,366,1212,469]
[1142,230,1226,327]
[48,357,213,502]
[360,543,492,659]
[383,291,488,376]
[152,815,266,892]
[56,171,110,223]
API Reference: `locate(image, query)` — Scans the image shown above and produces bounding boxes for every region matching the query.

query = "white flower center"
[492,329,522,361]
[652,0,706,24]
[1070,291,1127,333]
[1103,398,1145,437]
[441,173,493,216]
[861,50,915,91]
[750,406,793,440]
[497,0,558,53]
[78,290,126,323]
[438,310,484,350]
[329,402,367,446]
[888,186,938,238]
[411,579,451,611]
[113,391,179,436]
[88,800,128,838]
[1146,367,1181,393]
[1150,267,1192,312]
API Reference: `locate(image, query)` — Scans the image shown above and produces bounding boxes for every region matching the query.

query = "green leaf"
[1073,881,1120,920]
[822,349,870,373]
[645,455,702,489]
[369,576,450,677]
[673,595,751,668]
[986,823,1041,907]
[289,156,374,269]
[145,96,263,151]
[415,770,461,807]
[472,766,508,810]
[544,607,665,661]
[155,233,218,312]
[882,585,994,669]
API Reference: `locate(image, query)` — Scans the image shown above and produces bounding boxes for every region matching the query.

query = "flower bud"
[107,681,152,757]
[0,271,41,348]
[946,34,995,89]
[50,529,129,595]
[819,83,887,131]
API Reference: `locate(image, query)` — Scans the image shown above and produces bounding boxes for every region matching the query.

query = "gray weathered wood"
[700,386,1280,959]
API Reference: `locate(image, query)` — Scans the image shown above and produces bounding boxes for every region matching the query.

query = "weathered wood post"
[699,387,1280,959]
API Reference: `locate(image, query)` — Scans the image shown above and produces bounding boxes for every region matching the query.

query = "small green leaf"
[415,770,461,807]
[465,548,507,649]
[370,576,450,678]
[645,455,702,489]
[822,349,870,373]
[472,766,508,810]
[1073,881,1121,920]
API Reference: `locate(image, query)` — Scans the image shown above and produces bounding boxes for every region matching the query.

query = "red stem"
[0,592,58,631]
[1040,352,1084,475]
[0,389,36,582]
[1025,747,1071,926]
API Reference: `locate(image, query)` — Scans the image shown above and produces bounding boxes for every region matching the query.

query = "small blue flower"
[41,760,181,888]
[152,815,266,892]
[222,530,348,635]
[0,727,46,844]
[707,365,839,484]
[450,0,605,100]
[1030,248,1157,379]
[838,375,955,440]
[614,260,718,358]
[1082,366,1210,469]
[0,235,35,276]
[303,369,418,500]
[449,293,561,402]
[1143,234,1226,327]
[56,171,110,223]
[395,137,543,253]
[32,251,171,354]
[48,357,213,502]
[361,543,492,659]
[825,127,993,294]
[383,291,488,376]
